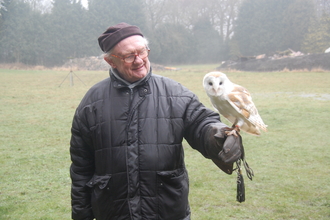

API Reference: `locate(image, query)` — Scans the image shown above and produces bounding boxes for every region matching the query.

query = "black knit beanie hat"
[98,22,144,53]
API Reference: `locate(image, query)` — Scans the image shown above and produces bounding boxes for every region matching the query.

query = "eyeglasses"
[111,48,150,63]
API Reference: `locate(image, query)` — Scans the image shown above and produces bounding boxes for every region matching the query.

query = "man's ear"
[104,56,116,68]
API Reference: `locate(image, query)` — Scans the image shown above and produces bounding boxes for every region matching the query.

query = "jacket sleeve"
[70,109,95,220]
[183,93,229,159]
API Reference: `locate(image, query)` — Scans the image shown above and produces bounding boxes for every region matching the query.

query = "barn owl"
[203,71,267,136]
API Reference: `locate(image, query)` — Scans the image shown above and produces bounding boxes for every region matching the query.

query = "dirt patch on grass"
[0,63,47,70]
[218,53,330,72]
[256,92,330,101]
[0,58,169,71]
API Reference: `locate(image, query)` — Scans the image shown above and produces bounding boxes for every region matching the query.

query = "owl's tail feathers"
[250,117,268,133]
[259,123,268,132]
[257,115,268,132]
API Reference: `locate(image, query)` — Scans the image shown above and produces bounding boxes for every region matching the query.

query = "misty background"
[0,0,329,67]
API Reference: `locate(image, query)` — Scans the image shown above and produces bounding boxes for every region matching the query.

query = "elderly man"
[70,23,238,220]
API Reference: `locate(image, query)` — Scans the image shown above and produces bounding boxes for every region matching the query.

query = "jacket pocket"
[157,168,189,219]
[83,101,104,150]
[86,174,114,219]
[86,174,112,189]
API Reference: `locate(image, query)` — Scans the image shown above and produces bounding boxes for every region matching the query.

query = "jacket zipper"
[126,88,134,143]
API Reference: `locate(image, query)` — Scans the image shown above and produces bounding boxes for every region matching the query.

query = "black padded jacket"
[70,69,226,220]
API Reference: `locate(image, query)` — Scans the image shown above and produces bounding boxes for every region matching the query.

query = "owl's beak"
[212,86,220,95]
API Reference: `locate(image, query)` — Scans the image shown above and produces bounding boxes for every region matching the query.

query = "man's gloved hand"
[218,134,243,164]
[204,123,228,159]
[205,124,253,203]
[205,123,243,174]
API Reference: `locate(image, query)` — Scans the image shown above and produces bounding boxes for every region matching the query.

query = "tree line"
[0,0,329,67]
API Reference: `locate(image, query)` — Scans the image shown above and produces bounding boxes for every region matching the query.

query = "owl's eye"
[208,82,213,86]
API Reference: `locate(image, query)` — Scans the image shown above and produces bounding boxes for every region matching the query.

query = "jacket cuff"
[203,123,228,159]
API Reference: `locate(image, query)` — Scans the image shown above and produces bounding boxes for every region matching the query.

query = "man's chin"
[133,68,148,77]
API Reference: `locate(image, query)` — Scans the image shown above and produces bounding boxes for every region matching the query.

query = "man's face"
[105,35,150,83]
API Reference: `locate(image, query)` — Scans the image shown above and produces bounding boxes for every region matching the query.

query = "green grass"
[1,66,329,219]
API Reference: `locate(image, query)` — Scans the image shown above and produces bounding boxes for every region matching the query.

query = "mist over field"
[0,66,329,219]
[0,0,329,68]
[1,0,330,219]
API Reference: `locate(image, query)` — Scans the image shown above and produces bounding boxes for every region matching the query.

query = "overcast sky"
[81,0,88,8]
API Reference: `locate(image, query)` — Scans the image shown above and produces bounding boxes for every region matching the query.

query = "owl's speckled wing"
[226,84,267,135]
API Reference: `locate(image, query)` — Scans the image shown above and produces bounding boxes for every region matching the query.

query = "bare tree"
[314,0,330,16]
[23,0,53,13]
[143,0,168,31]
[144,0,242,40]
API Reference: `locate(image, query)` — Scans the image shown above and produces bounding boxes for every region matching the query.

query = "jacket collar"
[110,67,152,89]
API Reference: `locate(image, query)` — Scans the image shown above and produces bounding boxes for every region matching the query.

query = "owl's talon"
[225,130,238,137]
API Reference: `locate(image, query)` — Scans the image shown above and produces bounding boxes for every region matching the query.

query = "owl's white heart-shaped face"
[203,72,231,97]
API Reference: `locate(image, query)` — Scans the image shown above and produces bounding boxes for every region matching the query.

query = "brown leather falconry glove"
[204,123,242,174]
[205,123,254,203]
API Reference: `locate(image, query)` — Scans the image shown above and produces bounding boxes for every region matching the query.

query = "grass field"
[0,65,329,219]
